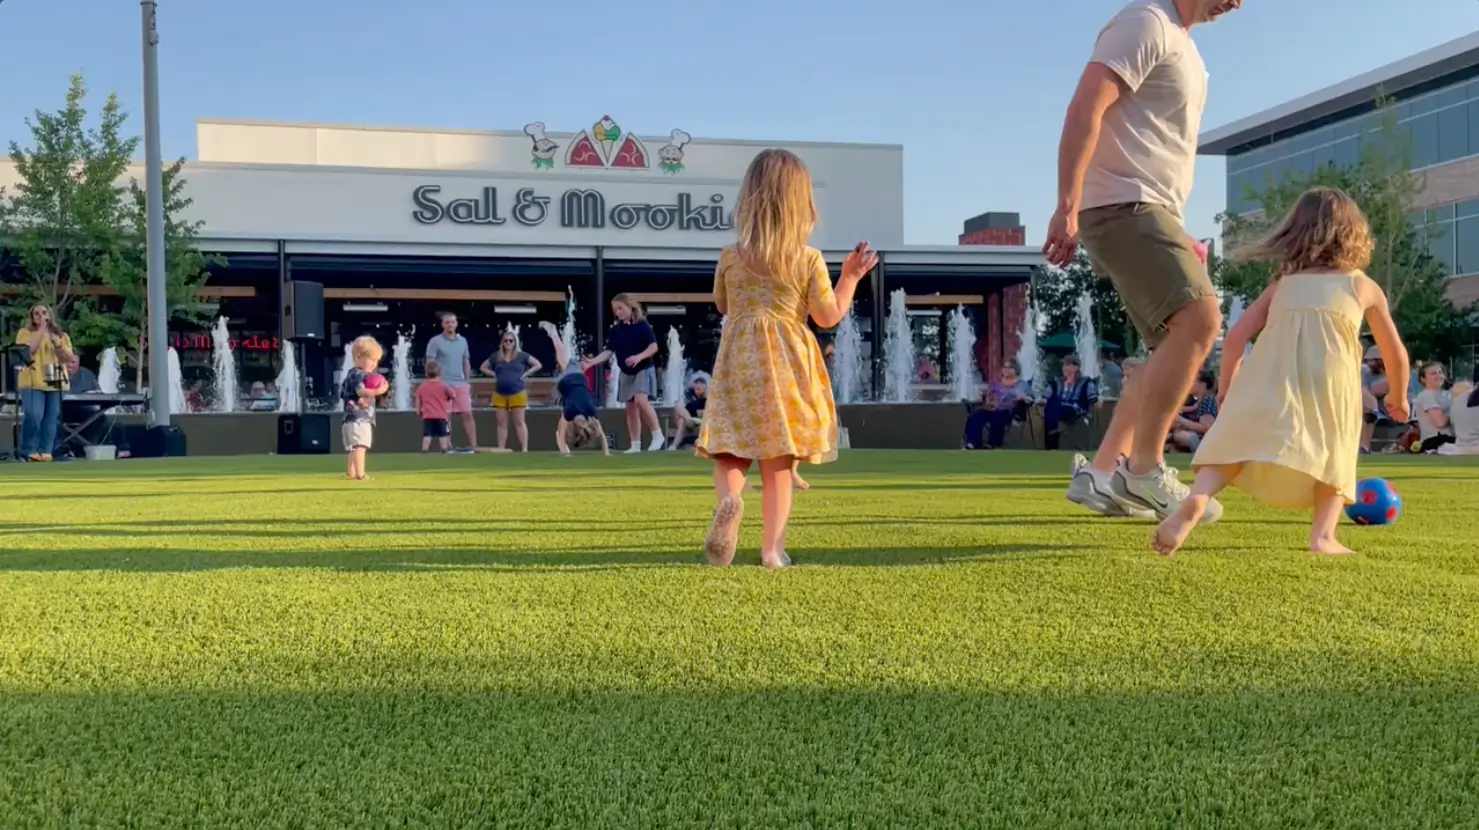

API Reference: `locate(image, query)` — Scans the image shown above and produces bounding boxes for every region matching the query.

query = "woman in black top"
[586,294,664,452]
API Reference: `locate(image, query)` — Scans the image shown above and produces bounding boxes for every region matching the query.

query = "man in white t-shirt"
[1044,0,1241,523]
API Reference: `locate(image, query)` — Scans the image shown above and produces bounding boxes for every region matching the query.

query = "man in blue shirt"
[425,313,476,449]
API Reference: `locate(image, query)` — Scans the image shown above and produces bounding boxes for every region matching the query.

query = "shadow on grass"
[0,542,1078,573]
[1,685,1475,826]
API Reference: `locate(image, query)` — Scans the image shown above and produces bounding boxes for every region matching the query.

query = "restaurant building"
[2,115,1041,405]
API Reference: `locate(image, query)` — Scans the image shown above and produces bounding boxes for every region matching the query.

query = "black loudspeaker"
[277,414,331,455]
[282,281,326,341]
[134,425,187,458]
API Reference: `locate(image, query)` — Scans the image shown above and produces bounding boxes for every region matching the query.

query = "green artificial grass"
[2,450,1477,828]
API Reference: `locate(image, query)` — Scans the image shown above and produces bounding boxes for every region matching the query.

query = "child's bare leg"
[1310,483,1353,555]
[1153,463,1236,555]
[346,451,356,479]
[705,456,750,566]
[758,456,796,568]
[625,402,641,450]
[421,436,431,452]
[439,437,451,452]
[350,447,367,480]
[790,459,809,490]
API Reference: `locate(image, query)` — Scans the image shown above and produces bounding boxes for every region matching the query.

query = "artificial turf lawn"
[1,450,1477,828]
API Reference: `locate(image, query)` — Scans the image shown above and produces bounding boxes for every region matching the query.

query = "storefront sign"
[410,185,732,232]
[143,333,281,352]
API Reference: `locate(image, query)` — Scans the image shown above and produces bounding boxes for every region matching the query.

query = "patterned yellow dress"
[1192,270,1366,508]
[696,246,839,464]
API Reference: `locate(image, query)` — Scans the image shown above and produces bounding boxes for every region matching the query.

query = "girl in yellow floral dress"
[696,149,877,568]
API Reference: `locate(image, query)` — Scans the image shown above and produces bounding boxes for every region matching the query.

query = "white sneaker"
[648,434,667,452]
[1110,460,1222,524]
[1067,455,1155,519]
[624,445,642,454]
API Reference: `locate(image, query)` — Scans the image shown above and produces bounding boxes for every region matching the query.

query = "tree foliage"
[72,162,220,389]
[1,73,217,388]
[1216,98,1474,362]
[1032,250,1139,356]
[0,74,134,329]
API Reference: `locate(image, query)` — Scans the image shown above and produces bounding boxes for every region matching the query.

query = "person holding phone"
[15,303,75,462]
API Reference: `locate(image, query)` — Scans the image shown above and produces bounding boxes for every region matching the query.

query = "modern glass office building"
[1200,31,1479,307]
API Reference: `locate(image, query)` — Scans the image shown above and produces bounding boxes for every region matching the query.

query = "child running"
[414,360,456,453]
[341,335,389,480]
[1153,187,1411,556]
[539,321,610,457]
[696,148,876,568]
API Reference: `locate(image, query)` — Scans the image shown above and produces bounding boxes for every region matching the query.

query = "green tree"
[1217,97,1473,362]
[2,73,216,390]
[1032,249,1139,357]
[73,163,220,390]
[0,74,135,331]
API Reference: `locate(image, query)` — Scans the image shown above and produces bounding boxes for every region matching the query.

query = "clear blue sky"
[2,0,1477,247]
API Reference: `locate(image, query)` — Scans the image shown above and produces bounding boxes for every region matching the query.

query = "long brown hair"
[611,293,645,322]
[734,148,817,278]
[1234,186,1373,277]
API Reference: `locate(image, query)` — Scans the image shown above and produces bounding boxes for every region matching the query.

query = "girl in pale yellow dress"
[1154,187,1411,556]
[696,149,877,568]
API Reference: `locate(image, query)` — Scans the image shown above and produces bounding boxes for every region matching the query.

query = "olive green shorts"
[1078,202,1216,348]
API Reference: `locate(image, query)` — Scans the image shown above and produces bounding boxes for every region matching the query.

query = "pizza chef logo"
[658,129,690,174]
[522,116,689,173]
[522,122,558,169]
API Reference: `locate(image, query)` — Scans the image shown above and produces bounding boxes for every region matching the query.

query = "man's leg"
[1125,297,1220,476]
[1073,203,1221,520]
[1090,370,1137,474]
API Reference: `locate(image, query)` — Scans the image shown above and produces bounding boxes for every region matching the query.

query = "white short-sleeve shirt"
[1081,0,1208,221]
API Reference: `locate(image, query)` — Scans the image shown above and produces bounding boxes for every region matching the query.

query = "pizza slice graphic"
[610,134,651,169]
[565,132,605,167]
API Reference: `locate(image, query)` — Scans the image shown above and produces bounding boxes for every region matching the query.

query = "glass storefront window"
[1455,217,1479,276]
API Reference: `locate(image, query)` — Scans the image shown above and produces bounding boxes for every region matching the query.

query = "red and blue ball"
[1346,478,1401,526]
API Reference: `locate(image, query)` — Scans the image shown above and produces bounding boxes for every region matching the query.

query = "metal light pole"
[141,0,169,426]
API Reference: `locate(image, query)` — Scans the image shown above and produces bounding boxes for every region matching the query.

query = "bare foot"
[1151,500,1204,556]
[761,550,792,570]
[1310,536,1354,555]
[703,494,744,566]
[791,471,810,491]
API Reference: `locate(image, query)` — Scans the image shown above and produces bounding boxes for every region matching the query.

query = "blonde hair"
[1234,186,1373,277]
[570,415,602,447]
[734,148,817,278]
[351,335,384,363]
[611,293,645,322]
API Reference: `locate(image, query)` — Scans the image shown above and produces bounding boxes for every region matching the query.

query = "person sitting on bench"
[671,372,709,449]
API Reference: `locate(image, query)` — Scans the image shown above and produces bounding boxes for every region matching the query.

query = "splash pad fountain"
[1016,296,1042,391]
[662,328,687,406]
[832,311,865,404]
[947,306,977,401]
[1074,294,1100,379]
[882,289,915,402]
[210,317,238,412]
[98,347,121,394]
[391,332,413,411]
[274,340,301,413]
[166,347,187,414]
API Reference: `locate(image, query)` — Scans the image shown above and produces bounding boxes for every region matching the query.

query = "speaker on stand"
[280,280,327,453]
